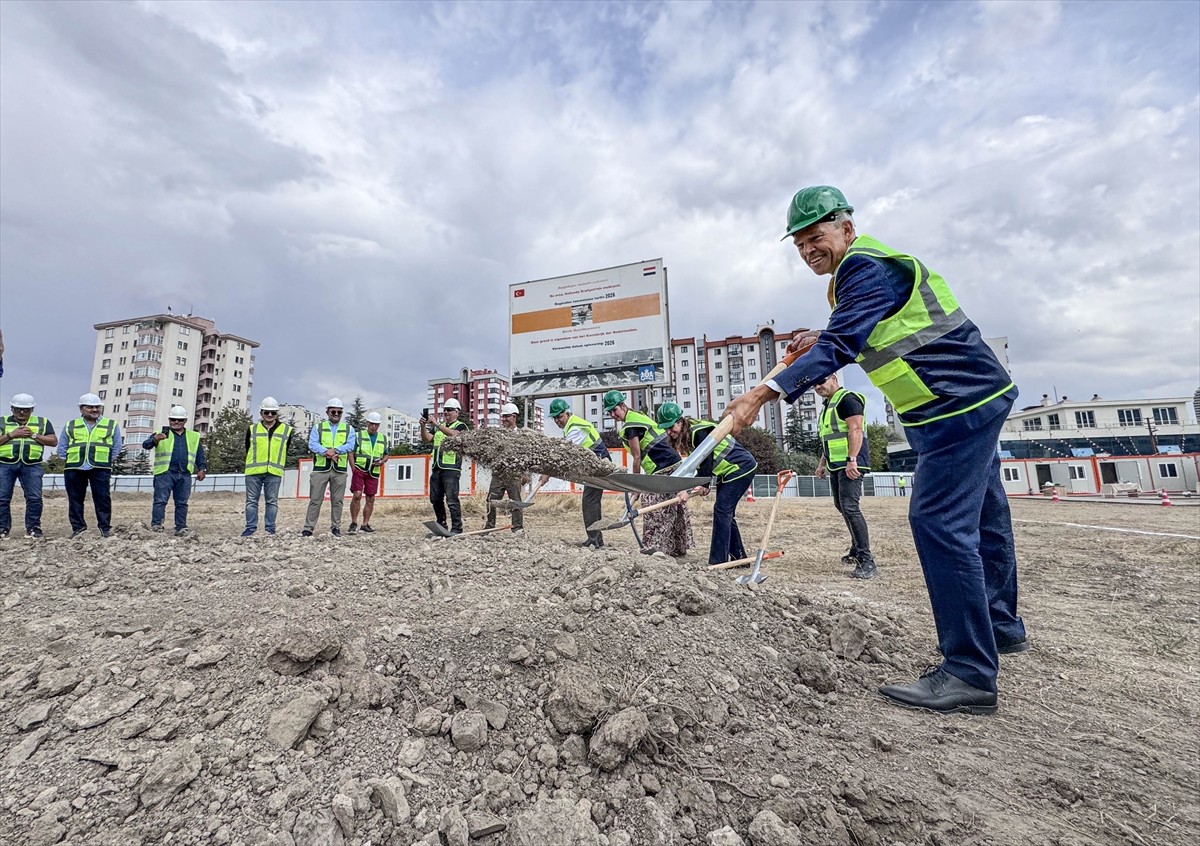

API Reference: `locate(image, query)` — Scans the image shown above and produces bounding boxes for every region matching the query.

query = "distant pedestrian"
[303,399,356,537]
[243,397,293,537]
[421,398,468,536]
[0,393,58,539]
[814,373,876,579]
[897,476,907,497]
[59,393,122,538]
[349,412,388,534]
[544,398,609,548]
[485,403,525,534]
[143,406,206,536]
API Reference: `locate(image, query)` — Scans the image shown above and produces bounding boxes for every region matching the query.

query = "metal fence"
[40,474,247,494]
[749,472,913,498]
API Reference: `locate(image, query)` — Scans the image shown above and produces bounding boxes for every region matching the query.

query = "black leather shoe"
[879,666,998,715]
[997,637,1031,655]
[851,560,878,580]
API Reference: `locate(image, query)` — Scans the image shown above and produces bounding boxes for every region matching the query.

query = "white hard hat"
[366,412,382,424]
[259,396,280,411]
[10,393,35,409]
[169,406,189,419]
[501,402,519,416]
[443,398,461,410]
[79,393,102,406]
[327,398,344,409]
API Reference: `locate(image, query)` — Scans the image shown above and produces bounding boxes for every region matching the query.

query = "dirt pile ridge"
[445,427,617,480]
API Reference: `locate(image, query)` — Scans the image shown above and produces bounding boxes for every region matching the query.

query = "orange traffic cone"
[1160,489,1173,507]
[1051,489,1060,503]
[746,490,756,503]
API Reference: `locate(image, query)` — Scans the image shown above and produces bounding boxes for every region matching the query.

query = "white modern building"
[276,404,320,439]
[367,406,423,446]
[90,313,258,443]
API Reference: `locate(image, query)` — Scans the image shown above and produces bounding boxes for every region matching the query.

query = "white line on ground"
[1012,519,1200,540]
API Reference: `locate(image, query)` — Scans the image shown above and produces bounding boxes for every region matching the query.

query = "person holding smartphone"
[142,405,206,536]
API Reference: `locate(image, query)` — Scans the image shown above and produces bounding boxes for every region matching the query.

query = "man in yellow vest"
[484,403,525,534]
[0,393,58,539]
[542,398,611,548]
[242,396,293,537]
[814,373,876,579]
[421,398,468,535]
[303,398,356,537]
[725,186,1026,716]
[57,393,123,538]
[142,405,207,536]
[349,411,388,534]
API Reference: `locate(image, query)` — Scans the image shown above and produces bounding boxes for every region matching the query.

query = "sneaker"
[0,530,8,540]
[330,527,342,537]
[997,637,1031,655]
[266,528,276,535]
[151,524,164,533]
[841,553,858,566]
[850,560,878,580]
[577,539,597,549]
[241,528,256,538]
[348,523,358,534]
[359,524,375,533]
[174,527,188,537]
[100,529,111,538]
[27,528,44,539]
[301,530,313,537]
[511,528,524,535]
[71,528,86,539]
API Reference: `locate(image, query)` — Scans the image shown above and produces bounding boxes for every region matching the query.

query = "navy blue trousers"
[904,391,1025,693]
[708,473,752,564]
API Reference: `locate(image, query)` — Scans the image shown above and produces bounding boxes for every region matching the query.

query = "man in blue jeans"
[243,396,293,536]
[725,185,1026,715]
[0,393,58,539]
[143,406,206,536]
[59,393,123,539]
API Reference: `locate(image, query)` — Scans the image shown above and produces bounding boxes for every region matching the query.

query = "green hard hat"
[549,398,570,416]
[656,402,683,428]
[602,390,626,412]
[782,185,854,240]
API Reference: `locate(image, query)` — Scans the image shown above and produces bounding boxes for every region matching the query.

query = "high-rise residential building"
[90,313,258,444]
[427,368,544,430]
[276,404,319,438]
[366,406,423,446]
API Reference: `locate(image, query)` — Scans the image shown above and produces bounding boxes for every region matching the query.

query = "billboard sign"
[509,259,670,398]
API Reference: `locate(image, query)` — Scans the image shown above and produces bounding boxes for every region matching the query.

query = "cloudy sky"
[2,0,1198,430]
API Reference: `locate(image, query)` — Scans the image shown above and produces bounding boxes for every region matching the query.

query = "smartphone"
[161,425,170,435]
[422,408,429,420]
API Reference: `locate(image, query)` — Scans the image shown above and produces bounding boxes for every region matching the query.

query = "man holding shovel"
[543,398,609,548]
[723,185,1025,716]
[484,403,525,535]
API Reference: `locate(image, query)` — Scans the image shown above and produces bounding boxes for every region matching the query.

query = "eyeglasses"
[261,411,278,416]
[82,405,101,410]
[169,419,186,423]
[328,410,343,414]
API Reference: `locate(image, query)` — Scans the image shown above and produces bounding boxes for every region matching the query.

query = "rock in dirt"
[413,706,444,736]
[503,797,600,846]
[614,798,674,846]
[63,685,145,730]
[266,628,342,676]
[748,809,802,846]
[367,776,410,822]
[293,806,344,846]
[468,811,507,838]
[267,690,327,749]
[450,709,489,752]
[331,793,355,837]
[829,612,871,660]
[707,828,746,846]
[36,668,82,698]
[589,707,649,771]
[793,652,837,694]
[545,665,607,735]
[5,727,50,766]
[184,644,230,670]
[139,746,202,809]
[440,806,469,846]
[15,701,53,731]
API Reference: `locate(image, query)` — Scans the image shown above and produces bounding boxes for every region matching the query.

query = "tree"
[347,397,367,432]
[388,441,417,456]
[204,404,254,473]
[784,451,820,476]
[111,448,134,476]
[286,426,310,469]
[43,454,66,474]
[600,429,623,451]
[734,426,786,476]
[130,449,152,475]
[865,422,893,472]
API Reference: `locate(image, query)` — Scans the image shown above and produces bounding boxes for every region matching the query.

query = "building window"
[1158,463,1179,478]
[714,361,723,369]
[178,341,188,350]
[103,343,113,353]
[680,359,688,367]
[682,387,691,395]
[105,328,114,338]
[121,341,129,350]
[395,464,413,482]
[98,390,107,400]
[122,326,131,334]
[1075,411,1096,428]
[1022,418,1042,431]
[117,373,123,382]
[1047,413,1060,428]
[715,375,723,383]
[115,388,122,397]
[1068,465,1086,480]
[716,389,725,396]
[101,359,110,370]
[748,358,756,366]
[99,375,109,385]
[1117,408,1142,426]
[681,372,690,381]
[1153,407,1179,425]
[683,401,692,409]
[180,326,190,335]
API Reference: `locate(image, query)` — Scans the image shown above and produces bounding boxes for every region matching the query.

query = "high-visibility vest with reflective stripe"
[246,422,292,477]
[152,429,200,475]
[65,418,116,469]
[313,420,351,472]
[433,420,468,470]
[833,234,1014,426]
[687,419,757,482]
[354,430,388,478]
[618,410,660,471]
[563,415,609,457]
[818,389,871,471]
[0,415,51,464]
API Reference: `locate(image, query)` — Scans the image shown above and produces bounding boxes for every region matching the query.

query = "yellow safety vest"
[152,429,201,475]
[354,430,387,478]
[818,388,870,471]
[65,418,116,469]
[0,415,51,465]
[246,422,293,477]
[313,420,351,472]
[433,419,468,470]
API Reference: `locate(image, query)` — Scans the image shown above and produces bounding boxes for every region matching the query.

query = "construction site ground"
[2,491,1197,846]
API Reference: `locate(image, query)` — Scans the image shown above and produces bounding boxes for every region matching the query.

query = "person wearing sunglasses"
[242,397,293,537]
[58,393,123,538]
[303,398,356,537]
[142,405,206,536]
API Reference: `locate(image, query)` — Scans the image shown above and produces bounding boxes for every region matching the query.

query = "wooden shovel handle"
[758,470,795,553]
[451,524,512,538]
[706,550,784,571]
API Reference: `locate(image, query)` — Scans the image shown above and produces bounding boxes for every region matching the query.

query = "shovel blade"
[422,520,452,538]
[736,550,768,585]
[573,474,709,495]
[489,499,533,511]
[587,516,630,531]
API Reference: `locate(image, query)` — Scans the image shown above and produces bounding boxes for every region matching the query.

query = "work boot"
[851,559,878,580]
[348,523,358,534]
[997,637,1031,655]
[331,527,342,537]
[359,524,375,533]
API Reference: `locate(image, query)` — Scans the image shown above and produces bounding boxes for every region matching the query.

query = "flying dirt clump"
[445,427,618,481]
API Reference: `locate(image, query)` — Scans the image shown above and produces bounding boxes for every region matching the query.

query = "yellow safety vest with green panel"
[834,234,1014,426]
[619,410,663,473]
[433,420,468,470]
[818,388,870,472]
[314,421,351,472]
[354,430,388,478]
[688,420,757,481]
[246,422,293,477]
[152,429,201,475]
[0,415,52,464]
[65,418,116,469]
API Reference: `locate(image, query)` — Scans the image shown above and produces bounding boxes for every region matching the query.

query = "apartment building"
[366,406,423,446]
[427,368,544,430]
[276,404,320,438]
[90,313,258,444]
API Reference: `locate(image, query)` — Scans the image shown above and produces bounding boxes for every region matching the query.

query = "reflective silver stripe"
[853,257,966,373]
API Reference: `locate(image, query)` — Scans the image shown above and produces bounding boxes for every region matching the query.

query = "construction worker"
[0,393,58,539]
[658,402,757,566]
[349,411,388,534]
[604,390,659,474]
[543,398,610,548]
[303,398,356,537]
[243,396,293,537]
[484,403,525,534]
[724,185,1025,715]
[421,398,467,535]
[814,373,877,579]
[58,393,122,538]
[143,406,207,536]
